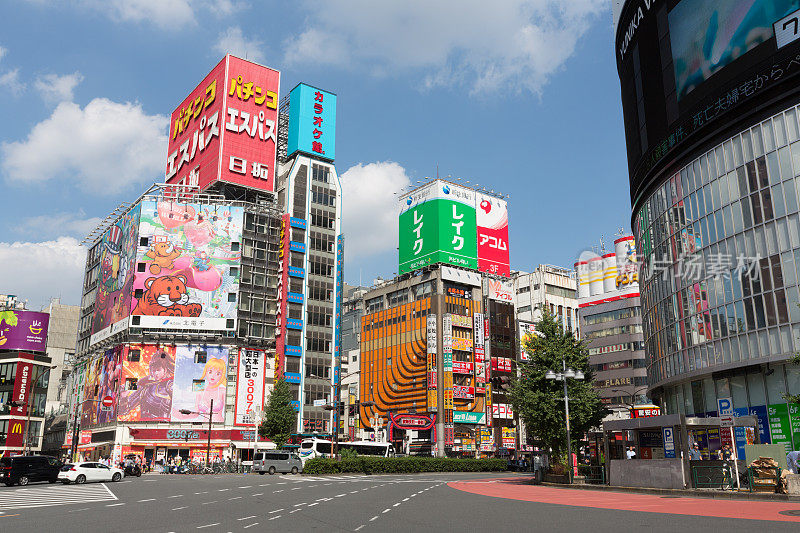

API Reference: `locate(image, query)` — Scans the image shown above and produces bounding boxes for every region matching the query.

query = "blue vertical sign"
[287,83,337,161]
[662,426,676,459]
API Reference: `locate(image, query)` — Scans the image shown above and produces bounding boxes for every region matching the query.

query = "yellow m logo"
[11,422,23,434]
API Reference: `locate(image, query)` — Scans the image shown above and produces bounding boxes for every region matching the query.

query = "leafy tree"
[259,378,296,448]
[509,310,607,462]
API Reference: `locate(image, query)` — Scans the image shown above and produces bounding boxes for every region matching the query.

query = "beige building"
[512,265,578,335]
[41,298,80,414]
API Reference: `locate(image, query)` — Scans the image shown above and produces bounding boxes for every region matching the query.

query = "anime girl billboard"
[117,345,176,422]
[80,356,102,427]
[96,346,122,424]
[170,345,228,423]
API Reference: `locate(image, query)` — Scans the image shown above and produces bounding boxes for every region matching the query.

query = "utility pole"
[207,398,213,465]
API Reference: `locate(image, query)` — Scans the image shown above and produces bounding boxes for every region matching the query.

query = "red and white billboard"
[453,385,475,399]
[234,348,265,426]
[452,361,474,374]
[165,55,280,193]
[476,192,510,277]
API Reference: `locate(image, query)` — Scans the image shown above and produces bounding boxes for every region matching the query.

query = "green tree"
[259,378,296,448]
[509,311,607,462]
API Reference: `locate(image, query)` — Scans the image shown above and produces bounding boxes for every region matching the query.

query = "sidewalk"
[448,477,800,523]
[540,480,800,502]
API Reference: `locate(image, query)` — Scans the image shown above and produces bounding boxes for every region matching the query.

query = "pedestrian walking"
[689,443,702,461]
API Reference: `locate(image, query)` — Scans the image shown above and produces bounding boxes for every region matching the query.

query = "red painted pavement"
[448,477,800,523]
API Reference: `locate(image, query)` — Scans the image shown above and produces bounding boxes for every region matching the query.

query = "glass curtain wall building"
[616,0,800,448]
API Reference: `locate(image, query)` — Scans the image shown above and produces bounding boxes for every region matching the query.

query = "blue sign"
[285,344,302,357]
[287,83,337,161]
[289,241,306,253]
[287,292,304,304]
[290,217,307,230]
[290,401,300,411]
[749,405,771,444]
[662,427,676,458]
[288,266,305,278]
[286,318,303,330]
[717,397,733,416]
[285,372,301,384]
[733,407,751,457]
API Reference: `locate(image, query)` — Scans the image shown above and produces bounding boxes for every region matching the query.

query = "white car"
[58,462,124,484]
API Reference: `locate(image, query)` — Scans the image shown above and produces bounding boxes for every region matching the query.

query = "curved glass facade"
[633,103,800,414]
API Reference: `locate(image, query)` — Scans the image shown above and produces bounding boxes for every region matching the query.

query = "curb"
[539,481,800,502]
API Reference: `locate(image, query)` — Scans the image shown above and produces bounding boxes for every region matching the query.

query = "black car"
[0,455,62,486]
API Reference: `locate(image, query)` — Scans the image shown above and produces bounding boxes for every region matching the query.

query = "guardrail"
[577,465,605,484]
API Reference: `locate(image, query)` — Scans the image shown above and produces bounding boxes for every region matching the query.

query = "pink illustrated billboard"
[0,310,49,352]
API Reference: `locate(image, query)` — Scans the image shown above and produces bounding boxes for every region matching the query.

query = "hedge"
[302,456,508,475]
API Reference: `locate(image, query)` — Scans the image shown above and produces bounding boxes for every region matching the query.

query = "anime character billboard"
[91,204,141,342]
[80,356,102,427]
[170,345,228,423]
[96,346,123,424]
[131,200,243,331]
[117,345,175,422]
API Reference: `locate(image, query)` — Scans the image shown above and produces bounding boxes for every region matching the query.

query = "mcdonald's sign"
[5,418,26,448]
[10,422,23,434]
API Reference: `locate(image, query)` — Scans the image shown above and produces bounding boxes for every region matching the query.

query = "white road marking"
[196,523,219,529]
[243,523,259,529]
[171,506,188,511]
[307,503,318,507]
[238,516,257,521]
[369,516,379,522]
[138,498,155,503]
[218,488,230,492]
[269,516,281,521]
[274,490,284,493]
[168,495,183,498]
[402,498,409,502]
[195,491,208,495]
[289,509,300,514]
[238,486,251,489]
[228,496,242,501]
[350,490,359,494]
[293,503,306,507]
[252,493,263,496]
[106,503,125,507]
[355,526,365,531]
[393,502,401,507]
[382,509,390,514]
[269,508,284,514]
[291,487,301,491]
[201,501,218,505]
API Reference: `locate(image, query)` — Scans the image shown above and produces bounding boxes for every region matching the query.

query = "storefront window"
[715,377,730,400]
[765,366,787,404]
[703,378,716,413]
[746,373,767,407]
[730,375,748,409]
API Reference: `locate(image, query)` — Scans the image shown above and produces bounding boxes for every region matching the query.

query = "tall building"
[513,265,578,334]
[358,178,517,457]
[0,304,51,457]
[41,298,79,415]
[68,55,340,463]
[575,236,647,408]
[616,1,800,451]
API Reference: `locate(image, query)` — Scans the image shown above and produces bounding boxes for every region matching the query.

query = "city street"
[2,472,800,532]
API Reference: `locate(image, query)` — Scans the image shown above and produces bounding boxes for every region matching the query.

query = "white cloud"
[0,68,25,96]
[1,98,168,194]
[34,71,84,104]
[284,0,607,94]
[79,0,196,28]
[214,26,265,63]
[0,237,86,307]
[340,161,411,259]
[14,210,101,240]
[0,46,6,62]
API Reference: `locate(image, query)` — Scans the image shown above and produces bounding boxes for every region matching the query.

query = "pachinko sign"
[165,55,280,193]
[0,310,49,352]
[235,348,265,426]
[131,199,243,331]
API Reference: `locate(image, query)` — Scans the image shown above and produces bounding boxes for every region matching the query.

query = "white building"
[512,265,578,335]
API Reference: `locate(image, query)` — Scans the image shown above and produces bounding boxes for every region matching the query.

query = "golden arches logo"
[11,422,23,434]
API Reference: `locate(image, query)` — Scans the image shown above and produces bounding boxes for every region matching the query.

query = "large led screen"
[670,0,798,100]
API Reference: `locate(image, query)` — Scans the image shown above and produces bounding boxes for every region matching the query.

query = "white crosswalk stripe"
[0,483,117,511]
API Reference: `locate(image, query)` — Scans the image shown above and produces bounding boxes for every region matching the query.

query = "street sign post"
[717,397,739,489]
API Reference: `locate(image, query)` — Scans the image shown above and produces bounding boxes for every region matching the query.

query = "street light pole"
[207,398,213,465]
[545,359,584,485]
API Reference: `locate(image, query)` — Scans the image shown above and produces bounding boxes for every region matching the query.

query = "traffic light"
[348,404,355,417]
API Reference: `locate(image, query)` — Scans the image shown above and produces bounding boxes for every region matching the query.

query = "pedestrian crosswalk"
[0,483,117,511]
[291,475,368,482]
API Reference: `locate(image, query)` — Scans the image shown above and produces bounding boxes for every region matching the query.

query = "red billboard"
[452,361,474,374]
[476,192,510,277]
[165,55,280,193]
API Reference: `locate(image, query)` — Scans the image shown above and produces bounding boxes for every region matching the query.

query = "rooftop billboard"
[165,55,280,192]
[287,83,337,161]
[0,310,49,352]
[399,180,511,276]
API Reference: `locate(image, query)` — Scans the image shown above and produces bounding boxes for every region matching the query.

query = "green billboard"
[399,181,477,274]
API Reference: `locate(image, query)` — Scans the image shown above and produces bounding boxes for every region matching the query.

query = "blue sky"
[0,0,629,308]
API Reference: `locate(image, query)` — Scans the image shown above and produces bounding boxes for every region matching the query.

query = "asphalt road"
[1,471,799,532]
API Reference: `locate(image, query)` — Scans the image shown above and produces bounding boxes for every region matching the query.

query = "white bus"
[298,438,395,463]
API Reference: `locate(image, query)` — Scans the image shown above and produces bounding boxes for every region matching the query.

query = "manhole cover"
[778,510,800,516]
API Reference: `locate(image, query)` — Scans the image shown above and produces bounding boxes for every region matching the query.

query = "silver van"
[253,451,303,475]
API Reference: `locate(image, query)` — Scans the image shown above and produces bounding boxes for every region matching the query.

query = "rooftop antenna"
[436,164,439,179]
[614,226,627,237]
[599,234,606,253]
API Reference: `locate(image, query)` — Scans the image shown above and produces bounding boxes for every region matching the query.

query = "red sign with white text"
[476,192,510,277]
[453,385,475,399]
[452,361,474,374]
[165,55,280,193]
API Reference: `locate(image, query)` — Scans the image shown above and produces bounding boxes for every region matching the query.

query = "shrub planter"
[302,457,508,475]
[543,473,570,484]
